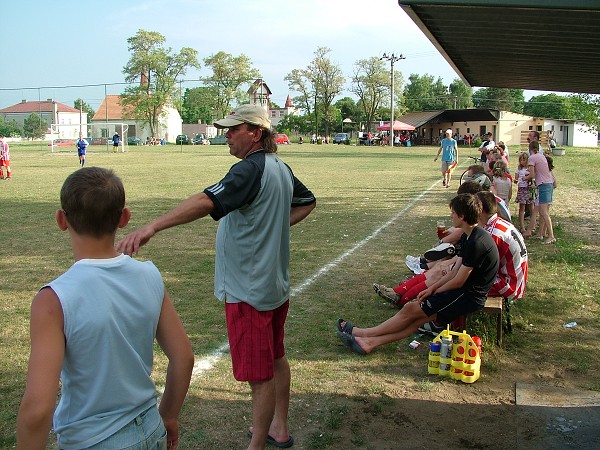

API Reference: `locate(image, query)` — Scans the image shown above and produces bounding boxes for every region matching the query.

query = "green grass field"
[1,141,599,448]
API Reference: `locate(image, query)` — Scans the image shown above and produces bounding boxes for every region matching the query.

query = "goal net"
[49,122,129,152]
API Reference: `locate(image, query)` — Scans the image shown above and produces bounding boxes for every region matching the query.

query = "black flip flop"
[337,318,353,334]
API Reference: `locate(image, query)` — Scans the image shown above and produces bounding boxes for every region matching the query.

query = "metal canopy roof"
[398,0,600,94]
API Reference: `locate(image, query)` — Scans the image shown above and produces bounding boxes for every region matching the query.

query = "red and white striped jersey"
[484,214,528,300]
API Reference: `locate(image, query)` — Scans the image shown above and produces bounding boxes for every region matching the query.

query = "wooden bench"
[467,297,513,346]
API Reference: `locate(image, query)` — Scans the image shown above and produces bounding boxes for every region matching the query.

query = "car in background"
[176,134,190,145]
[333,133,351,145]
[209,135,227,145]
[192,134,207,145]
[127,136,142,146]
[275,133,290,145]
[90,137,109,145]
[48,139,74,147]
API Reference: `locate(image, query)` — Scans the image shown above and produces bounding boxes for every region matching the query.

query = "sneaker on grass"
[372,283,400,307]
[405,255,425,275]
[424,243,456,261]
[418,320,446,336]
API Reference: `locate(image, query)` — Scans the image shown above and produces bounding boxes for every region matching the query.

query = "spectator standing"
[117,105,316,450]
[514,152,533,232]
[479,131,495,167]
[17,167,194,450]
[434,129,458,188]
[0,134,11,179]
[523,140,556,243]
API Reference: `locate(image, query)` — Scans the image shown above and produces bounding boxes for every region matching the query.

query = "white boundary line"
[191,179,441,381]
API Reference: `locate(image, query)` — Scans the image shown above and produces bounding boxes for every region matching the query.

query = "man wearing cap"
[118,104,316,449]
[434,129,458,188]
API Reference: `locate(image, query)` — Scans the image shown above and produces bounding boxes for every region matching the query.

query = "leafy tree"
[203,51,261,122]
[73,98,96,123]
[403,74,449,111]
[121,29,199,137]
[523,93,571,118]
[285,47,345,136]
[23,113,47,140]
[275,113,313,135]
[566,94,600,131]
[310,47,345,136]
[182,87,217,125]
[334,97,363,133]
[448,79,473,109]
[350,57,390,132]
[472,87,525,112]
[0,116,21,137]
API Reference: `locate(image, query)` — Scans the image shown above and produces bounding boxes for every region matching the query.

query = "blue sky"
[1,0,545,112]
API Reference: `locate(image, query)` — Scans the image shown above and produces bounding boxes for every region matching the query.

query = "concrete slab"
[515,383,600,449]
[516,382,600,407]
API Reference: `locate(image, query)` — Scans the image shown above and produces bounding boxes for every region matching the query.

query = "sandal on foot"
[542,238,557,245]
[247,430,294,448]
[337,318,353,334]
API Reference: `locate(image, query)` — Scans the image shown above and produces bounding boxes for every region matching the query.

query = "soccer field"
[2,142,599,448]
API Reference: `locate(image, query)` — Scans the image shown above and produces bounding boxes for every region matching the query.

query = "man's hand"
[162,418,180,450]
[116,224,155,255]
[417,287,434,302]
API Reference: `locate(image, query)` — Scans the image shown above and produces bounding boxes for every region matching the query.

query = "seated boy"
[337,193,499,354]
[17,167,194,449]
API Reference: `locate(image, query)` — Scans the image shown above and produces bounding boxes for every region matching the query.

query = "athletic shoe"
[373,283,400,307]
[418,320,446,336]
[405,255,425,274]
[424,243,456,261]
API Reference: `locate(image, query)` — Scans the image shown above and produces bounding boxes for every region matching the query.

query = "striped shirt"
[484,214,528,299]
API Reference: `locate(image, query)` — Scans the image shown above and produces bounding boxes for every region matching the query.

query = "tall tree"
[182,87,217,125]
[566,94,600,131]
[203,51,261,122]
[523,93,571,118]
[403,74,449,111]
[472,87,525,112]
[285,47,345,136]
[0,116,21,137]
[310,47,345,135]
[121,29,199,137]
[350,57,390,131]
[74,98,96,123]
[334,97,363,132]
[23,113,47,140]
[448,78,473,109]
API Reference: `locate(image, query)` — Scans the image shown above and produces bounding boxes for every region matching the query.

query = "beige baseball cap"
[214,104,271,129]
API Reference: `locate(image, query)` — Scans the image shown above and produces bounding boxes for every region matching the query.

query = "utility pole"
[380,53,405,146]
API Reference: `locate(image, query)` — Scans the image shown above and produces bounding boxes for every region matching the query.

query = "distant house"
[91,95,182,143]
[396,109,598,148]
[246,79,297,128]
[0,99,86,139]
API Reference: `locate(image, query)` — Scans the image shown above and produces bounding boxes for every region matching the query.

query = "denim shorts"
[538,182,553,204]
[85,406,166,450]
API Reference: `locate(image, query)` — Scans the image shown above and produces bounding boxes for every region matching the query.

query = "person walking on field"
[117,104,317,450]
[17,167,194,450]
[76,135,88,166]
[434,129,458,188]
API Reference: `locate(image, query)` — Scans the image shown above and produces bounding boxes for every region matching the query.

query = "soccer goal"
[49,123,129,152]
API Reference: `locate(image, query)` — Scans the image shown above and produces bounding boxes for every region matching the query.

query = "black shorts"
[420,290,482,325]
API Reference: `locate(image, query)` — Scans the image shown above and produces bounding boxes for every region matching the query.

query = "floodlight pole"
[380,53,405,147]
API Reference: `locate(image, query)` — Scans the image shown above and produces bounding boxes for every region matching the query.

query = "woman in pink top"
[523,141,556,243]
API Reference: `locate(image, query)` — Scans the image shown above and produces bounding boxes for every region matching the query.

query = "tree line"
[1,29,598,139]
